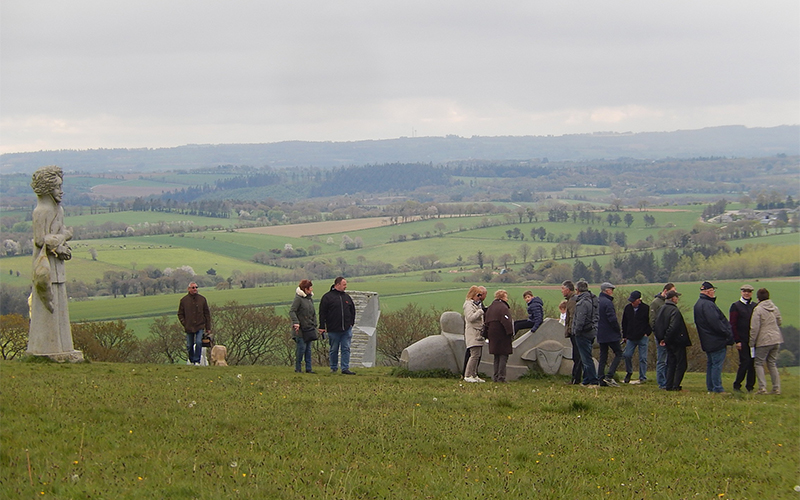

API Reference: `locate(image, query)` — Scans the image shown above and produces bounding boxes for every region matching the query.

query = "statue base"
[27,350,85,363]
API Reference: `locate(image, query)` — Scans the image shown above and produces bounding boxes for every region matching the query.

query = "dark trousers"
[514,319,534,334]
[569,335,583,384]
[665,345,688,391]
[598,341,623,380]
[733,344,755,391]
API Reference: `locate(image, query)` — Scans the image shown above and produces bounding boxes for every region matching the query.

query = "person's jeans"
[665,345,687,391]
[623,337,649,381]
[598,340,623,380]
[575,335,599,385]
[513,319,534,334]
[655,341,668,389]
[328,327,353,371]
[754,344,781,393]
[294,337,313,372]
[733,344,755,391]
[465,346,482,378]
[186,330,203,364]
[706,348,727,393]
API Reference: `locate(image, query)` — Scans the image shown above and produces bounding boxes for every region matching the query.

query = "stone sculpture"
[27,166,83,362]
[401,313,579,380]
[347,291,380,368]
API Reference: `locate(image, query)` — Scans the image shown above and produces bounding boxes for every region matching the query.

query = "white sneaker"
[474,376,486,383]
[464,376,479,383]
[629,380,641,385]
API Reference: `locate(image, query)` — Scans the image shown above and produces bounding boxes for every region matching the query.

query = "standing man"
[621,290,651,384]
[319,277,357,375]
[177,282,212,366]
[655,290,691,391]
[650,283,676,389]
[694,281,734,394]
[572,280,600,388]
[597,282,623,387]
[562,280,581,385]
[729,284,757,393]
[513,290,544,334]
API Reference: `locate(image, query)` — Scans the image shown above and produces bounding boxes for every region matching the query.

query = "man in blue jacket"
[319,277,357,375]
[513,290,544,334]
[597,282,623,387]
[693,281,734,394]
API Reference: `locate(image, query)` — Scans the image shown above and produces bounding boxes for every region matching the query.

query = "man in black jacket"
[655,290,691,391]
[621,290,651,384]
[319,277,357,375]
[730,284,757,392]
[693,281,734,394]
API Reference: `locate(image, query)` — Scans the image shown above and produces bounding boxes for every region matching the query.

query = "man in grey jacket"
[572,280,600,388]
[649,283,675,389]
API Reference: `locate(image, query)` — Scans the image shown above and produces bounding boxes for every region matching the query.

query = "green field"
[1,362,796,499]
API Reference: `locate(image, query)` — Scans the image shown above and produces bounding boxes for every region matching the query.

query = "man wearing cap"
[621,290,651,384]
[656,290,691,391]
[649,283,676,389]
[729,284,757,393]
[597,282,623,387]
[694,281,734,394]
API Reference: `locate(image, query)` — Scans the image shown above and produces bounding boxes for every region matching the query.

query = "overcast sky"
[1,1,798,155]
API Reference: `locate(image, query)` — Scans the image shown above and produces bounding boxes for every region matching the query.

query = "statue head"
[31,166,64,200]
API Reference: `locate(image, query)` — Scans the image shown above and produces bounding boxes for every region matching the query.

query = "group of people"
[177,277,358,375]
[462,286,545,383]
[176,277,784,394]
[565,279,783,394]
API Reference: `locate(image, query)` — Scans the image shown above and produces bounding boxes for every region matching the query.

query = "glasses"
[189,286,198,289]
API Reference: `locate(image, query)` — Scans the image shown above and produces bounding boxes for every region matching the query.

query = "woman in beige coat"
[750,288,783,395]
[463,286,487,383]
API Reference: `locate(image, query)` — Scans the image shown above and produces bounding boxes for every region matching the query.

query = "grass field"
[1,362,796,499]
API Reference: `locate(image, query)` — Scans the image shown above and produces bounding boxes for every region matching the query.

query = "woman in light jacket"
[750,288,783,394]
[485,289,514,382]
[289,279,318,373]
[463,285,487,383]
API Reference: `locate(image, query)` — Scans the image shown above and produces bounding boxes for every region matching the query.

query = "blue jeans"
[295,337,313,372]
[655,342,668,389]
[186,330,203,364]
[623,337,649,381]
[328,327,353,372]
[706,348,726,392]
[575,335,599,385]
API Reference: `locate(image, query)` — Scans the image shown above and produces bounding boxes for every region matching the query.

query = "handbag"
[301,325,319,342]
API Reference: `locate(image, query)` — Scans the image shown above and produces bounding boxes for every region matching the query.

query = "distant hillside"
[1,125,797,174]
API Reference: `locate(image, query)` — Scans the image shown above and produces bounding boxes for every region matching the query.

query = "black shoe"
[623,373,632,384]
[341,369,356,375]
[306,370,315,374]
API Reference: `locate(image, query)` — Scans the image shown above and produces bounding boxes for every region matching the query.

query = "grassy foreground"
[1,362,798,499]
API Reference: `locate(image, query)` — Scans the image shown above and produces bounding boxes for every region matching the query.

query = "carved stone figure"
[401,313,582,380]
[27,166,83,362]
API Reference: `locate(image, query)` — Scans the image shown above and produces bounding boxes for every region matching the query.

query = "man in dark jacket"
[572,280,600,387]
[649,283,675,389]
[513,290,544,334]
[621,290,651,384]
[562,280,581,385]
[655,290,691,391]
[319,277,357,375]
[693,281,734,394]
[597,282,622,387]
[729,284,757,392]
[177,282,212,365]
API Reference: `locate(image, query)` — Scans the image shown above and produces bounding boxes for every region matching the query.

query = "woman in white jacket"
[462,286,487,383]
[750,288,783,395]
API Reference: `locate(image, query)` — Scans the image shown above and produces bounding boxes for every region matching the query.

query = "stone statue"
[401,313,580,380]
[27,166,83,362]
